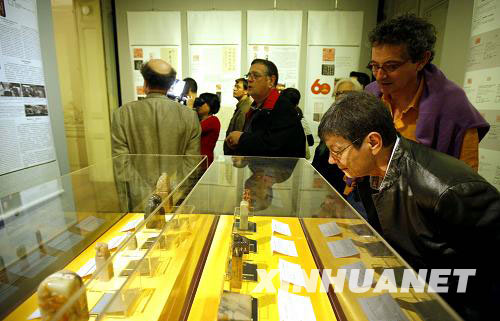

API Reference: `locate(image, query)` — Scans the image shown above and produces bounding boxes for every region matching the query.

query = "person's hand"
[225,131,243,149]
[186,96,195,109]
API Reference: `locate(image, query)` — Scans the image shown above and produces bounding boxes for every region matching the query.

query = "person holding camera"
[183,77,198,108]
[194,93,221,167]
[111,59,201,156]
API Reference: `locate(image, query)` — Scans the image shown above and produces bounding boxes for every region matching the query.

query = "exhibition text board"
[466,0,500,190]
[0,0,56,176]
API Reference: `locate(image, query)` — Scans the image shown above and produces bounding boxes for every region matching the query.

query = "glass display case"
[1,155,463,321]
[0,154,207,321]
[181,157,463,321]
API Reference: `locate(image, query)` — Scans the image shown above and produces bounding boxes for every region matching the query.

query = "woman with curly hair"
[366,14,488,171]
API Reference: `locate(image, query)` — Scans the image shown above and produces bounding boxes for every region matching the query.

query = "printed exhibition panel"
[466,0,500,189]
[130,46,181,100]
[305,46,360,122]
[0,0,56,175]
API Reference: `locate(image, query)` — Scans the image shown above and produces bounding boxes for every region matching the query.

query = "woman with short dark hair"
[194,93,221,167]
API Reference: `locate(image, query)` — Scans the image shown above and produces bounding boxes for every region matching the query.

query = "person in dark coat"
[225,59,305,158]
[319,91,500,321]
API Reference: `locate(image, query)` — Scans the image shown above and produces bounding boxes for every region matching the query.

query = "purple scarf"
[366,64,489,158]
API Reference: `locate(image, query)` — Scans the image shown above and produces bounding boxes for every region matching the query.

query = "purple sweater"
[366,64,489,158]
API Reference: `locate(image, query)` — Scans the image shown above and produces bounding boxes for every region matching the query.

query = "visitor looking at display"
[195,93,221,167]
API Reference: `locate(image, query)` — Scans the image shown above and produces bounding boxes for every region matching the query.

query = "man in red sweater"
[225,59,305,158]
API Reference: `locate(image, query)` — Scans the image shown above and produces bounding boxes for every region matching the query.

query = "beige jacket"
[111,93,201,156]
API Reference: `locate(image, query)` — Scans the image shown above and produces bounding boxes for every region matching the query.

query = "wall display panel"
[130,46,181,100]
[465,0,500,189]
[479,148,500,190]
[471,0,500,37]
[305,46,360,122]
[463,68,500,158]
[126,12,182,101]
[247,10,302,45]
[189,45,240,107]
[307,11,364,46]
[305,11,363,124]
[463,67,500,111]
[127,12,181,46]
[467,28,500,73]
[475,109,500,153]
[248,45,300,89]
[186,10,242,148]
[0,0,56,176]
[187,11,241,45]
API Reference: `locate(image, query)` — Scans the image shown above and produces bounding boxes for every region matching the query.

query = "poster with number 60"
[305,46,360,123]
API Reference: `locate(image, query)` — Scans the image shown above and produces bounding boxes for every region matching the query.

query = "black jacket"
[235,95,305,158]
[359,137,500,320]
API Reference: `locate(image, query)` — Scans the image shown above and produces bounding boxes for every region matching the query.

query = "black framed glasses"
[329,137,362,160]
[366,60,409,74]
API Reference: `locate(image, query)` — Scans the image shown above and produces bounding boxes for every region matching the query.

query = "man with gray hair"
[319,91,500,320]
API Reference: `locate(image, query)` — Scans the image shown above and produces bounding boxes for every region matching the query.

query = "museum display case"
[181,157,463,321]
[0,154,207,321]
[1,155,463,321]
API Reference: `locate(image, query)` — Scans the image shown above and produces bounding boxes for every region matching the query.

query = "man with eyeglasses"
[365,14,489,171]
[320,91,500,321]
[225,59,305,158]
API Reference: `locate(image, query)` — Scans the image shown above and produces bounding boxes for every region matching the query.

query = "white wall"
[439,0,473,85]
[114,0,378,105]
[383,0,473,85]
[114,0,378,161]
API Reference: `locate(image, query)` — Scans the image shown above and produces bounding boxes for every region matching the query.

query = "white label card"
[327,239,359,258]
[120,219,143,232]
[278,259,306,287]
[108,235,127,250]
[318,222,341,237]
[75,216,105,232]
[28,309,41,320]
[358,293,410,321]
[47,231,84,252]
[272,219,292,236]
[76,258,96,277]
[277,290,316,321]
[271,236,298,257]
